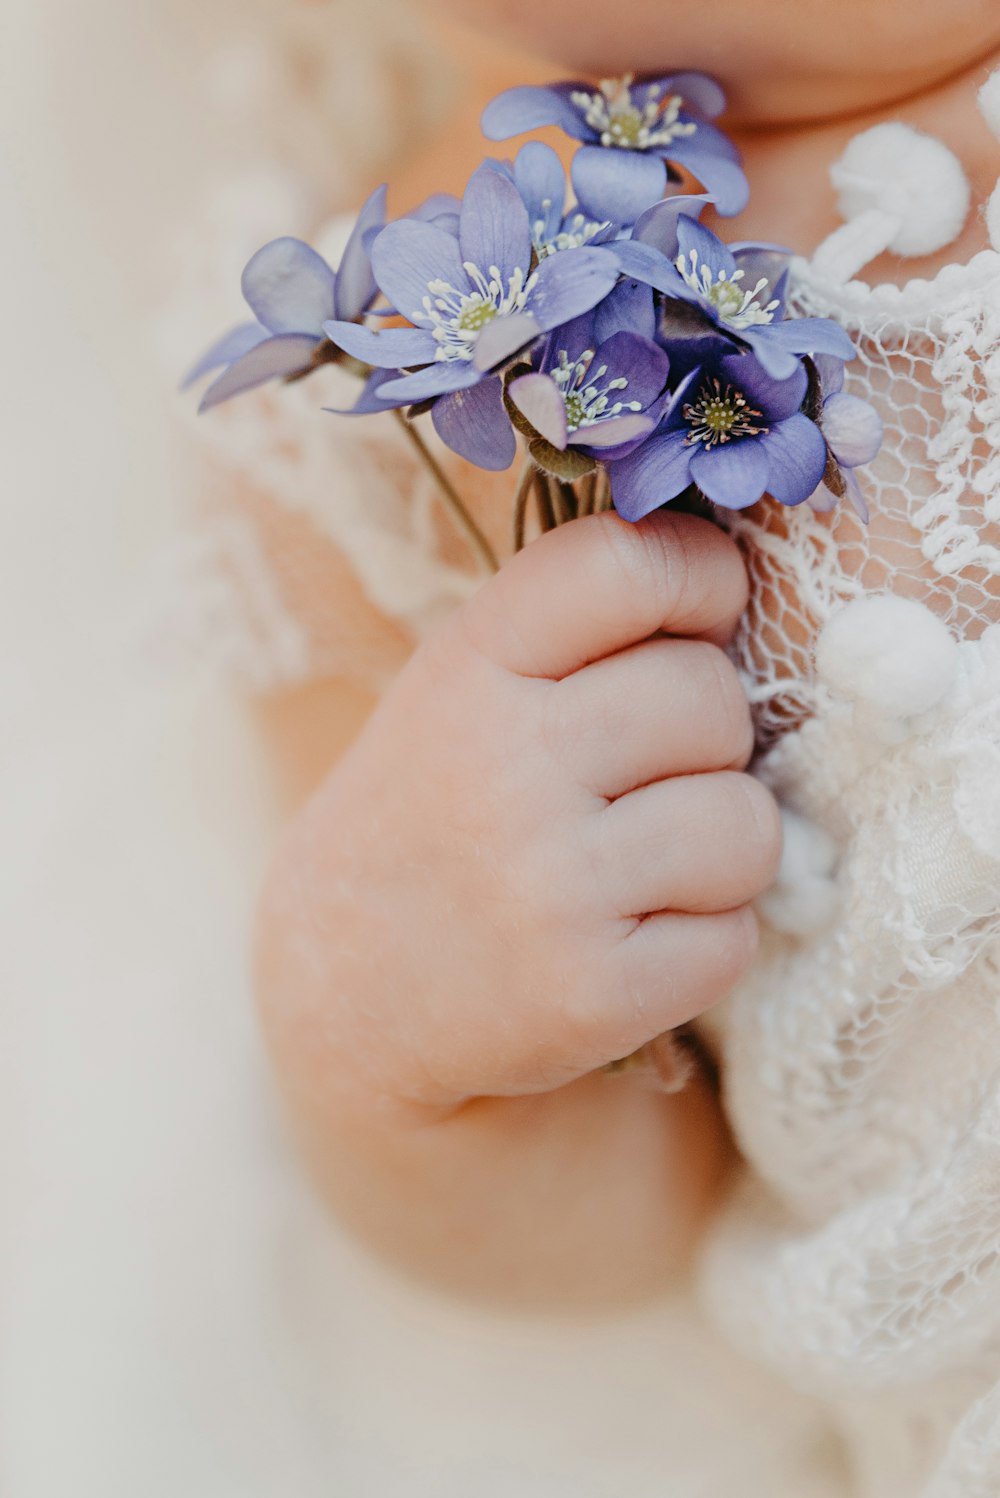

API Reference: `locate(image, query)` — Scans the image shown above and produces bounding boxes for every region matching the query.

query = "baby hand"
[257,510,781,1299]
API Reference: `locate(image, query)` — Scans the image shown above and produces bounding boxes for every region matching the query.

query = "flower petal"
[508,372,569,449]
[528,245,620,331]
[822,392,883,467]
[632,194,710,257]
[611,237,688,295]
[432,375,517,470]
[760,316,856,365]
[198,333,320,411]
[718,351,808,421]
[739,328,802,381]
[606,427,693,521]
[321,320,438,369]
[729,242,792,316]
[370,220,469,327]
[409,191,463,222]
[325,368,416,415]
[332,184,387,322]
[657,72,727,120]
[690,440,769,509]
[761,413,828,505]
[241,238,337,334]
[472,312,542,372]
[676,214,737,281]
[514,142,567,242]
[377,360,481,403]
[594,330,670,408]
[459,163,533,283]
[844,468,870,522]
[481,84,593,142]
[665,139,749,216]
[571,146,668,226]
[578,412,657,449]
[811,353,845,396]
[542,311,598,368]
[182,322,268,389]
[593,279,656,342]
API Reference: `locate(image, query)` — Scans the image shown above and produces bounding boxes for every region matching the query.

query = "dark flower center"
[683,377,768,448]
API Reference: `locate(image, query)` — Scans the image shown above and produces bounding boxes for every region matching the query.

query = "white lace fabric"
[169,30,1000,1494]
[691,240,1000,1496]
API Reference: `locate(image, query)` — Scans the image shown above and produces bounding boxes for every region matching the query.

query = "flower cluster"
[188,71,882,563]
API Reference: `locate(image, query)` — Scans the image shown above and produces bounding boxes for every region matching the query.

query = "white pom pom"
[757,810,840,938]
[830,123,970,257]
[815,596,959,718]
[979,69,1000,140]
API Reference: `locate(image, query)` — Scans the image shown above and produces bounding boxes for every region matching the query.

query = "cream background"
[0,3,842,1492]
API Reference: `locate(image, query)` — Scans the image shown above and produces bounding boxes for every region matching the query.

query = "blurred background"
[0,4,837,1493]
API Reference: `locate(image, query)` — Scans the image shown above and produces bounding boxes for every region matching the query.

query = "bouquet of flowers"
[187,72,883,573]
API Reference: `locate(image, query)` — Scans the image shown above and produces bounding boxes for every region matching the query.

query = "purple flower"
[185,185,387,411]
[323,164,621,470]
[490,142,618,259]
[651,216,855,380]
[806,355,882,521]
[607,351,826,520]
[507,312,671,461]
[481,72,748,224]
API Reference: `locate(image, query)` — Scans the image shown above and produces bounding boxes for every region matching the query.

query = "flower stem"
[547,474,571,526]
[393,410,499,575]
[534,470,557,533]
[578,472,598,517]
[512,458,536,553]
[593,467,613,513]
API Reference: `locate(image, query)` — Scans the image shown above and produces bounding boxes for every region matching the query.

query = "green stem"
[547,474,571,526]
[534,470,557,533]
[512,457,536,553]
[393,410,500,575]
[594,467,613,513]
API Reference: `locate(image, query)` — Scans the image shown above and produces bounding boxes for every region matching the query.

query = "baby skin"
[256,2,1000,1306]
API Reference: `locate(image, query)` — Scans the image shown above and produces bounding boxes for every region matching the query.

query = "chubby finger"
[547,636,753,797]
[458,509,749,679]
[593,771,783,916]
[563,906,759,1067]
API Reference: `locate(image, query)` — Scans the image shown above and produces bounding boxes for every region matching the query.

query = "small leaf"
[528,438,596,482]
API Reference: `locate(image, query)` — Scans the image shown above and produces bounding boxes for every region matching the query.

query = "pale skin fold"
[255,4,1000,1308]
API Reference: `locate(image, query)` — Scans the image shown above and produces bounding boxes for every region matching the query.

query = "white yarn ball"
[815,596,959,717]
[830,123,970,256]
[757,810,840,938]
[978,69,1000,140]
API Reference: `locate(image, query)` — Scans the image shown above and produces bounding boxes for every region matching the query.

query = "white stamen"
[418,261,538,362]
[552,348,643,432]
[675,248,780,331]
[569,75,697,153]
[532,210,611,258]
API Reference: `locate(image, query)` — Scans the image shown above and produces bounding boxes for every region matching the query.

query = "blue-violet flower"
[323,163,621,470]
[481,72,748,225]
[184,184,387,411]
[806,354,882,521]
[508,312,671,460]
[607,350,827,519]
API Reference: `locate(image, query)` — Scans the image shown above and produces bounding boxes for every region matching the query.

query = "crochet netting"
[166,34,1000,1493]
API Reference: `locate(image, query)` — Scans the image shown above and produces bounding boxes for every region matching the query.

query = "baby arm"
[256,510,782,1307]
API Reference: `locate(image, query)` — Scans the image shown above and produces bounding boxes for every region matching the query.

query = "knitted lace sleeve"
[699,105,1000,1498]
